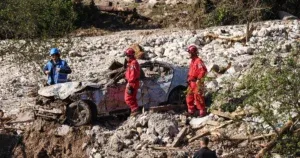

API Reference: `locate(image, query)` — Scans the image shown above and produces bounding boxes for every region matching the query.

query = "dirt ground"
[11,120,91,158]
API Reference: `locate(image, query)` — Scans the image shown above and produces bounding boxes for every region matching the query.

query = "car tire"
[66,100,92,126]
[167,86,186,109]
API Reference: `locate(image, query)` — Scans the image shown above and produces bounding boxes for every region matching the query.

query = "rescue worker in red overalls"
[124,48,141,117]
[186,45,208,117]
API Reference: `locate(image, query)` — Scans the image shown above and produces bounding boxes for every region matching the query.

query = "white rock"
[56,125,70,136]
[189,116,209,128]
[94,153,102,158]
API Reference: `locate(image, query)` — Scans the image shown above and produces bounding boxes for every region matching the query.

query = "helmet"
[125,48,135,56]
[187,45,198,54]
[50,48,60,56]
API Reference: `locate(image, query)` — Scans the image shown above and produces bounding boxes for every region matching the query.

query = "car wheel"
[66,100,92,126]
[167,86,186,109]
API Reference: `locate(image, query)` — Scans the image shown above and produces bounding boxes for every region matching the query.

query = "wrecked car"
[35,60,188,126]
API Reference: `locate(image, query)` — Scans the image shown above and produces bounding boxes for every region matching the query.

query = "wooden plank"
[211,110,233,120]
[171,127,188,147]
[149,105,174,113]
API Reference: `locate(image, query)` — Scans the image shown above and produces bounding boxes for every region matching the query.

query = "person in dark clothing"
[193,137,218,158]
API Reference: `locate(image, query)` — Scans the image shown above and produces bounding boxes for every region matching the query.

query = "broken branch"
[189,120,233,142]
[255,120,294,158]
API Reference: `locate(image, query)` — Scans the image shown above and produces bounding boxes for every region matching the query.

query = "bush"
[0,0,76,39]
[212,42,300,155]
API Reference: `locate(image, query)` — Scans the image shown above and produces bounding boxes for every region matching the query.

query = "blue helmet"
[50,48,60,56]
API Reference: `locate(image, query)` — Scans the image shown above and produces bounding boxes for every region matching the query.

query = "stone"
[206,81,218,92]
[109,133,124,151]
[189,116,209,128]
[125,151,137,158]
[148,113,179,138]
[238,140,249,148]
[187,36,201,46]
[136,127,143,135]
[140,133,159,144]
[94,153,102,158]
[124,139,133,146]
[56,125,70,136]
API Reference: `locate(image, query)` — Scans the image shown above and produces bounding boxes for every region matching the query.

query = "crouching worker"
[186,45,208,117]
[43,48,72,85]
[124,48,141,117]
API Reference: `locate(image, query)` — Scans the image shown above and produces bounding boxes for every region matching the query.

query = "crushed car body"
[36,60,188,126]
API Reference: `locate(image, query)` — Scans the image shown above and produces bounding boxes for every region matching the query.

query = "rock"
[109,133,124,151]
[238,140,249,148]
[187,36,201,46]
[94,153,102,158]
[69,51,82,57]
[56,125,70,136]
[226,64,242,74]
[174,151,188,158]
[134,143,143,150]
[148,0,159,7]
[154,47,165,57]
[148,113,179,138]
[136,127,143,135]
[206,81,218,92]
[123,139,133,146]
[125,151,137,158]
[140,133,159,144]
[189,116,209,128]
[81,143,88,150]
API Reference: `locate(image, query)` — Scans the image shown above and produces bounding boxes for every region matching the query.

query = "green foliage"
[212,42,300,155]
[73,0,101,28]
[0,0,76,39]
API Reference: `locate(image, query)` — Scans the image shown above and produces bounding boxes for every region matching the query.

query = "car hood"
[38,82,101,100]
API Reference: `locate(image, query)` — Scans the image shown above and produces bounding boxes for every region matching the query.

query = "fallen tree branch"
[149,145,180,150]
[255,120,295,158]
[229,133,275,141]
[189,120,233,143]
[205,25,256,43]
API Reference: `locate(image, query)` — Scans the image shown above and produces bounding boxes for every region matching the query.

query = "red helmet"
[187,45,198,54]
[125,48,135,56]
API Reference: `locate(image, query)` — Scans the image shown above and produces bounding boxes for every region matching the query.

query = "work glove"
[127,86,134,95]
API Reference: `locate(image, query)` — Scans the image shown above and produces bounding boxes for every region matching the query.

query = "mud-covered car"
[36,61,188,126]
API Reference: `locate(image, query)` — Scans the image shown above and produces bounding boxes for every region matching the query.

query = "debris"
[228,133,275,141]
[56,125,71,136]
[205,25,256,43]
[149,145,180,150]
[149,104,174,113]
[255,119,295,158]
[171,126,187,147]
[189,116,209,129]
[211,110,233,120]
[189,120,233,142]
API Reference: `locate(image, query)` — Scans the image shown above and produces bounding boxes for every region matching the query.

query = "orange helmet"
[187,45,198,54]
[125,48,135,56]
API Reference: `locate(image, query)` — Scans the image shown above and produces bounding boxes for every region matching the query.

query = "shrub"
[0,0,76,39]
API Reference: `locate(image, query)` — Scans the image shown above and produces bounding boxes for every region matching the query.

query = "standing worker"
[124,48,141,117]
[186,45,208,117]
[43,48,72,85]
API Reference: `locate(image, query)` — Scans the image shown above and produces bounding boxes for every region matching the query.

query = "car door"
[139,62,174,109]
[104,83,129,113]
